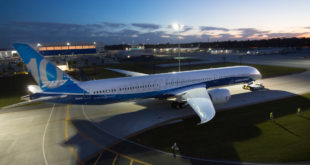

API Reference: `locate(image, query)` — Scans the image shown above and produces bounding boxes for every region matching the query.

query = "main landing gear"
[171,101,186,109]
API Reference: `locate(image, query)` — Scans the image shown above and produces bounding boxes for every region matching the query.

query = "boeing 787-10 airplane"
[10,43,262,124]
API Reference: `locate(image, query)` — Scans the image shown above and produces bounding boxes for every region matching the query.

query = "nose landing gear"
[242,81,265,91]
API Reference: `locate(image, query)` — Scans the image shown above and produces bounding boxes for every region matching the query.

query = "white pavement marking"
[42,104,55,165]
[6,140,16,154]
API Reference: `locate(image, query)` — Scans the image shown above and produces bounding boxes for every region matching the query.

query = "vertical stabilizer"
[13,43,85,93]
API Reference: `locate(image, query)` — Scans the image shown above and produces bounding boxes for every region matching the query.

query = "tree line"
[105,37,310,50]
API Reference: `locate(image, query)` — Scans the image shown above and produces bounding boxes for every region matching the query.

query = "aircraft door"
[155,77,163,90]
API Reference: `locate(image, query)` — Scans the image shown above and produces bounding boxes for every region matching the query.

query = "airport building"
[207,47,296,55]
[36,42,105,56]
[0,50,19,59]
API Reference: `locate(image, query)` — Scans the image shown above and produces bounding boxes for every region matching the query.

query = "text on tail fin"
[13,43,85,93]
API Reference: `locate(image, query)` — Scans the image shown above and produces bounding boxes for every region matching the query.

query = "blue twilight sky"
[1,0,310,48]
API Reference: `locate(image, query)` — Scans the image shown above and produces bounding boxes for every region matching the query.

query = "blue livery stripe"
[13,43,86,93]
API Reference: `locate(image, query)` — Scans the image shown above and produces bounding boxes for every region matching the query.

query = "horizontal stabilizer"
[106,68,148,77]
[2,95,67,109]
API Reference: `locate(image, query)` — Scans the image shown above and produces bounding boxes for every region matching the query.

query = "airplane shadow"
[62,89,310,165]
[298,115,310,121]
[273,121,300,137]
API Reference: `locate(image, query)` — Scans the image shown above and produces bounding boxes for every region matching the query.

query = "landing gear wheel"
[171,102,178,109]
[178,102,186,108]
[171,102,186,109]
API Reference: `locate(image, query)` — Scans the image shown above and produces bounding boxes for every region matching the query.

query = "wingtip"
[197,120,209,125]
[197,114,216,125]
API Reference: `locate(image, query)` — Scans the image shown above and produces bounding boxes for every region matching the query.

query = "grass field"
[0,75,35,107]
[130,94,310,163]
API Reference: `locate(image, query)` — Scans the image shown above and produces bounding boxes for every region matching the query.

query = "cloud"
[0,21,308,48]
[1,21,108,47]
[118,29,140,36]
[103,22,126,28]
[1,21,169,47]
[267,32,301,38]
[297,32,310,38]
[218,33,239,40]
[237,28,268,38]
[200,26,229,31]
[237,28,261,33]
[87,23,103,29]
[161,35,170,38]
[181,25,193,32]
[236,28,302,39]
[9,21,100,36]
[131,23,160,30]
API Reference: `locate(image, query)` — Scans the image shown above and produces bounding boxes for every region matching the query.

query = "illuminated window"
[54,46,62,50]
[81,45,96,49]
[61,46,68,50]
[69,46,76,50]
[46,47,54,50]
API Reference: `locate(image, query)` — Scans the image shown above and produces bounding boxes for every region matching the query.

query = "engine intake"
[208,88,231,105]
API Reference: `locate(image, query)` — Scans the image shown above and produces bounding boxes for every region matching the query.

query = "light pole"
[172,23,181,72]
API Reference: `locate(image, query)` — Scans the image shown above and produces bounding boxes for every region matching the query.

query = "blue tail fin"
[13,43,85,93]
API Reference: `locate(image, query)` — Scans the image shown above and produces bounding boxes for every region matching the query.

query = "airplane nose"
[253,70,262,80]
[250,67,262,80]
[257,73,262,80]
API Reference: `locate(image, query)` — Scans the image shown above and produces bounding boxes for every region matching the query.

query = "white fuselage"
[32,66,261,104]
[79,66,261,96]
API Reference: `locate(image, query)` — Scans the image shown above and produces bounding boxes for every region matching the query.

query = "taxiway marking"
[112,154,119,165]
[93,151,103,165]
[42,104,55,165]
[65,104,85,164]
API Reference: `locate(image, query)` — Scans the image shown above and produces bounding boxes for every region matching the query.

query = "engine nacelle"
[208,88,231,105]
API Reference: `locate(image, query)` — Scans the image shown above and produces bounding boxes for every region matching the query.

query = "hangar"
[37,42,104,56]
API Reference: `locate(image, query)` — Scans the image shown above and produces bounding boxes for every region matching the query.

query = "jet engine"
[208,88,231,105]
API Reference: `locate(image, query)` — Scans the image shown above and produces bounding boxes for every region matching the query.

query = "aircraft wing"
[167,85,216,124]
[183,87,216,124]
[106,68,148,77]
[2,95,67,109]
[183,88,215,124]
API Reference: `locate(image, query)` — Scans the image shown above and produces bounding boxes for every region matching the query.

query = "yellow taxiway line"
[93,151,103,165]
[65,104,85,164]
[112,154,119,165]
